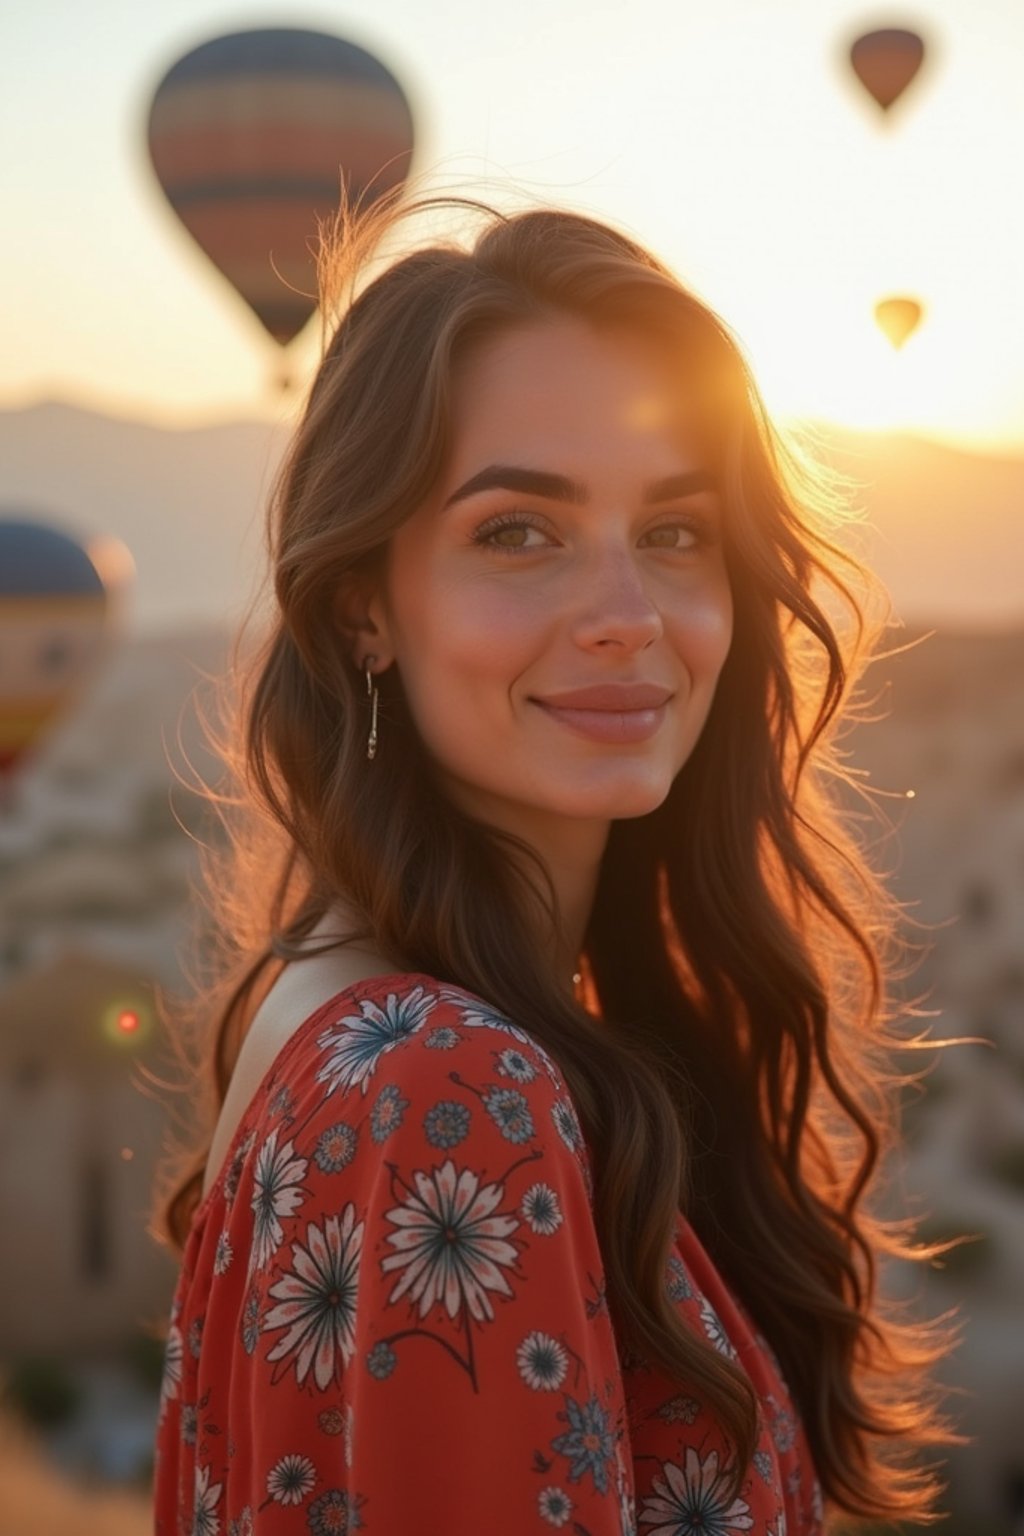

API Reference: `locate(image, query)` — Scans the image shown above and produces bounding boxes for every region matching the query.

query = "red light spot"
[117,1010,140,1034]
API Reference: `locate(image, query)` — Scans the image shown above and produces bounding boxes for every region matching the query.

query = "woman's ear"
[332,576,395,672]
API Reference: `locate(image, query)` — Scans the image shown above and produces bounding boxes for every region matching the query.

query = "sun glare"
[746,302,1022,448]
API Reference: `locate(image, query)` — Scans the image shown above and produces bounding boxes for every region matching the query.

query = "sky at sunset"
[4,0,1023,452]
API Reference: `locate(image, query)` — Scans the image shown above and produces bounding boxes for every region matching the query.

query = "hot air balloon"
[849,29,925,112]
[0,519,132,786]
[146,29,415,351]
[874,297,923,349]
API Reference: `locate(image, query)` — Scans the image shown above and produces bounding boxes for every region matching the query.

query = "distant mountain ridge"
[1,400,1021,633]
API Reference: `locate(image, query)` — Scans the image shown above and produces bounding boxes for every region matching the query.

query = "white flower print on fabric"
[552,1097,586,1155]
[315,986,436,1097]
[443,991,566,1088]
[665,1252,694,1302]
[265,1454,316,1506]
[516,1330,569,1390]
[766,1513,787,1536]
[227,1510,252,1536]
[615,1438,638,1536]
[638,1448,754,1535]
[213,1231,233,1276]
[159,1322,182,1416]
[222,1131,255,1208]
[538,1485,575,1527]
[521,1181,564,1235]
[263,1207,363,1390]
[424,1025,460,1049]
[249,1129,308,1274]
[699,1297,738,1359]
[496,1045,537,1083]
[551,1094,595,1198]
[193,1463,223,1536]
[380,1157,519,1322]
[438,990,524,1040]
[448,995,568,1093]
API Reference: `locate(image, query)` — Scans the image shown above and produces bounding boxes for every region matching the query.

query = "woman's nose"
[570,548,663,653]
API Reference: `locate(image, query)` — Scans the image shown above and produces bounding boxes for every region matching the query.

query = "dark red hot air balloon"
[849,29,926,112]
[147,29,415,348]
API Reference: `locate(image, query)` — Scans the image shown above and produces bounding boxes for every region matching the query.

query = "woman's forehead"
[444,317,716,476]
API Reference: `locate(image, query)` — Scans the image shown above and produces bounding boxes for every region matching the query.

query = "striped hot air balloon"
[147,29,415,348]
[0,519,131,784]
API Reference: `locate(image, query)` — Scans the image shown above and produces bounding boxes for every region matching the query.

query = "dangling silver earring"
[364,655,379,761]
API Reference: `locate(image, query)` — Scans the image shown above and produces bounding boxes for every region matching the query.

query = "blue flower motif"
[370,1082,410,1144]
[366,1341,397,1379]
[307,1488,361,1535]
[753,1448,774,1484]
[550,1392,616,1495]
[313,1122,357,1174]
[241,1288,261,1356]
[484,1085,535,1143]
[423,1098,472,1148]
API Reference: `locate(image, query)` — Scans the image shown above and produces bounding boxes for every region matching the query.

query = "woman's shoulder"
[201,959,578,1207]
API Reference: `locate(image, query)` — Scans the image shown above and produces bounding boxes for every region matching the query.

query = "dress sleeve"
[246,986,636,1534]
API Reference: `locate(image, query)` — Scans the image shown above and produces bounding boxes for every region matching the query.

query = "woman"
[152,197,953,1535]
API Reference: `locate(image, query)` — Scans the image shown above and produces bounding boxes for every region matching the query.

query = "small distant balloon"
[874,297,923,348]
[0,518,133,784]
[147,29,415,351]
[849,29,925,112]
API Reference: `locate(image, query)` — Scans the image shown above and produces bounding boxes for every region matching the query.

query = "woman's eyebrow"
[442,464,716,510]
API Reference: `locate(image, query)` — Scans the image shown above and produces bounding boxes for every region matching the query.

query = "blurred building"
[0,949,178,1355]
[846,627,1024,1534]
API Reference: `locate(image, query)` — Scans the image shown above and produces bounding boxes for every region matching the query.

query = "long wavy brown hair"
[153,192,958,1526]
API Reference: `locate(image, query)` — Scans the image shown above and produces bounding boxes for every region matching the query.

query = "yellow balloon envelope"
[874,297,923,349]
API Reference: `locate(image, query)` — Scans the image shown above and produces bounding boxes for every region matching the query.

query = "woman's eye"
[639,521,702,550]
[473,516,552,552]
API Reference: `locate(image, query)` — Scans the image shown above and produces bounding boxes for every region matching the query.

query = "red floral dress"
[153,974,824,1535]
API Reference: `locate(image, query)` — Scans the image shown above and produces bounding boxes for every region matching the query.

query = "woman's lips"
[531,697,671,744]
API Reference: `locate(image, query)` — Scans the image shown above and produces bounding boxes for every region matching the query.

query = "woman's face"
[366,315,733,848]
